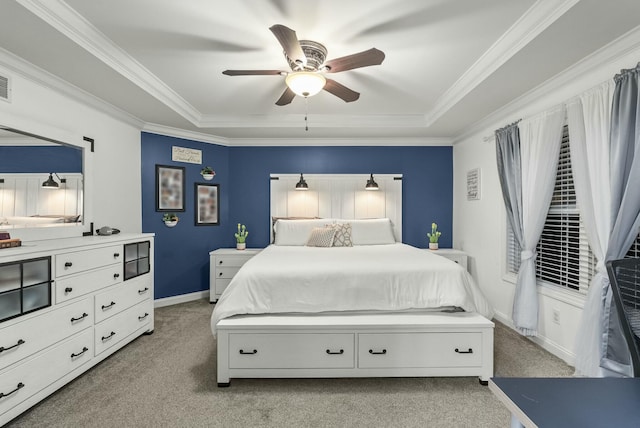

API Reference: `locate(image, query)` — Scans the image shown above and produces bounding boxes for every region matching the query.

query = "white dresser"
[0,233,154,425]
[209,248,261,303]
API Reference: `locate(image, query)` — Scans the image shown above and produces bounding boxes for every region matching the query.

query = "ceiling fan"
[222,24,385,106]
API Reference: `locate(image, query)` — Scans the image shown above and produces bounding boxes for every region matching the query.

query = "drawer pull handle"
[239,349,257,355]
[138,287,149,294]
[101,331,116,342]
[138,313,149,321]
[70,313,89,322]
[101,301,116,310]
[113,273,120,279]
[219,272,224,276]
[64,262,73,267]
[0,382,24,399]
[71,347,89,358]
[326,349,344,355]
[455,348,473,354]
[65,287,73,294]
[114,253,120,258]
[369,349,387,355]
[0,339,25,353]
[219,260,223,264]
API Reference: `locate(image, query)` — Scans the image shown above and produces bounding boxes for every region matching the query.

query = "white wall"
[0,53,142,239]
[453,30,640,364]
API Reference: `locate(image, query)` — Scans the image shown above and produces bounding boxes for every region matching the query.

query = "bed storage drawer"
[55,245,122,277]
[0,298,92,371]
[0,328,93,417]
[228,333,355,369]
[94,300,152,355]
[56,265,123,303]
[358,332,483,368]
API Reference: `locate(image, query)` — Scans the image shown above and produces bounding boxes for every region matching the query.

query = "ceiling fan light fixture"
[285,72,326,98]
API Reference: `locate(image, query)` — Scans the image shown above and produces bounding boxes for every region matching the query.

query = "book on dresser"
[0,233,155,426]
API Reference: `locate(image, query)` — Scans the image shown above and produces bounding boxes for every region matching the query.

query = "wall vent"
[0,74,10,102]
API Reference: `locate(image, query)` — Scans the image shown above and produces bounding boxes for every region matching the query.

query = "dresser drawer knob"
[219,260,223,264]
[138,313,149,321]
[70,347,89,358]
[369,349,387,355]
[239,349,257,355]
[326,349,344,355]
[64,262,73,268]
[114,252,120,258]
[219,272,223,276]
[70,313,89,323]
[0,382,24,399]
[64,287,73,294]
[0,339,25,353]
[138,287,149,294]
[455,348,473,354]
[113,273,120,279]
[101,301,116,310]
[101,331,116,342]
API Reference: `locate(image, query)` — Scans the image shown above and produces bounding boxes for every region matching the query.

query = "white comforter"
[211,244,493,333]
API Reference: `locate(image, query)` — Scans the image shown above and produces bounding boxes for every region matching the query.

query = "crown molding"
[452,24,640,144]
[199,113,428,129]
[227,137,452,147]
[424,0,581,127]
[0,47,144,129]
[143,123,230,146]
[17,0,202,125]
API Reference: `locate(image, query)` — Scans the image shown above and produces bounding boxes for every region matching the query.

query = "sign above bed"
[270,174,402,242]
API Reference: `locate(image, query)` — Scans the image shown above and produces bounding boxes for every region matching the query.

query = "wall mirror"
[0,126,91,241]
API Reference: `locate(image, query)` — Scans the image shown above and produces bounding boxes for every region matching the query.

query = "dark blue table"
[489,377,640,428]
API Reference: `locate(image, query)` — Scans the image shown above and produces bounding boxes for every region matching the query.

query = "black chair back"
[606,258,640,377]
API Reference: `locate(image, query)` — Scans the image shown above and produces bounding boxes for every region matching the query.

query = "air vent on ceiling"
[0,74,10,102]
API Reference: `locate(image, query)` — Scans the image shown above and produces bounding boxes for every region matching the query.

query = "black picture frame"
[195,183,220,226]
[156,165,185,212]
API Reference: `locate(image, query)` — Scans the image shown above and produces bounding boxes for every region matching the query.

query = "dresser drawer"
[94,277,151,323]
[0,328,92,417]
[228,333,354,369]
[94,300,152,356]
[358,332,483,369]
[56,265,123,304]
[55,245,122,277]
[214,255,253,268]
[0,298,93,371]
[215,267,241,279]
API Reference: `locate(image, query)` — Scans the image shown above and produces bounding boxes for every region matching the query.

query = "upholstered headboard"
[269,174,402,242]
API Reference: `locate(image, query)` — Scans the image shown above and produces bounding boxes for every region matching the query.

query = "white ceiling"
[1,0,639,144]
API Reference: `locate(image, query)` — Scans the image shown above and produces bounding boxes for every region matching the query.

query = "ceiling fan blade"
[269,24,306,67]
[323,79,360,103]
[222,70,283,76]
[275,87,296,106]
[323,48,385,73]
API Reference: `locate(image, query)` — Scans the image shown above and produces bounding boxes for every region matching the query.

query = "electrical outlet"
[552,309,560,324]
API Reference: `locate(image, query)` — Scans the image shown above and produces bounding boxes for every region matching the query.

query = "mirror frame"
[0,123,93,242]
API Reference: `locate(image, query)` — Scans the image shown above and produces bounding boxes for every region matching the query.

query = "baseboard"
[492,311,575,367]
[154,290,210,308]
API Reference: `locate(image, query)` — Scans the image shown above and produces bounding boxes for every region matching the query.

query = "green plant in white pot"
[235,223,248,250]
[162,213,179,227]
[200,166,215,180]
[427,222,441,250]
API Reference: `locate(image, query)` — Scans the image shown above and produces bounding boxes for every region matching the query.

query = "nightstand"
[428,248,468,271]
[209,248,261,302]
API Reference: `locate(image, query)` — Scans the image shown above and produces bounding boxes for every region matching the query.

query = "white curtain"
[513,105,565,335]
[568,80,615,377]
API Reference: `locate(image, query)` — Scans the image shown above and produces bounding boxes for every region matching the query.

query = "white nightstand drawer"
[214,255,253,268]
[215,267,241,279]
[358,332,482,368]
[229,333,355,369]
[215,279,233,295]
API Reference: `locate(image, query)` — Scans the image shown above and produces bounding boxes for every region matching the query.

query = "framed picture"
[467,168,481,201]
[156,165,185,212]
[195,183,220,226]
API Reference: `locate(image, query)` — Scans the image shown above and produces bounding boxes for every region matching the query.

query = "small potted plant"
[427,222,441,250]
[235,223,248,250]
[200,166,215,180]
[162,213,179,227]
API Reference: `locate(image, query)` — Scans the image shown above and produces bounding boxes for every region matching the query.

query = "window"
[507,125,596,293]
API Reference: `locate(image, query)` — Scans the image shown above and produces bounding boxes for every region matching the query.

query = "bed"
[211,214,495,387]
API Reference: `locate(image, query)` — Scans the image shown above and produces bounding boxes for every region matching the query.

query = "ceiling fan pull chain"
[305,97,309,131]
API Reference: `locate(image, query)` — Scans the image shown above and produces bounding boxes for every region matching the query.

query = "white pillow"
[342,218,396,245]
[274,219,334,246]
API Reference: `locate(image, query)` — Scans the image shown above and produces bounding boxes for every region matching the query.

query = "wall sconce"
[42,173,66,189]
[295,173,308,191]
[365,174,379,191]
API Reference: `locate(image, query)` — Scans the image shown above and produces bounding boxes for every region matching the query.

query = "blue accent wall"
[142,133,453,299]
[0,146,82,173]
